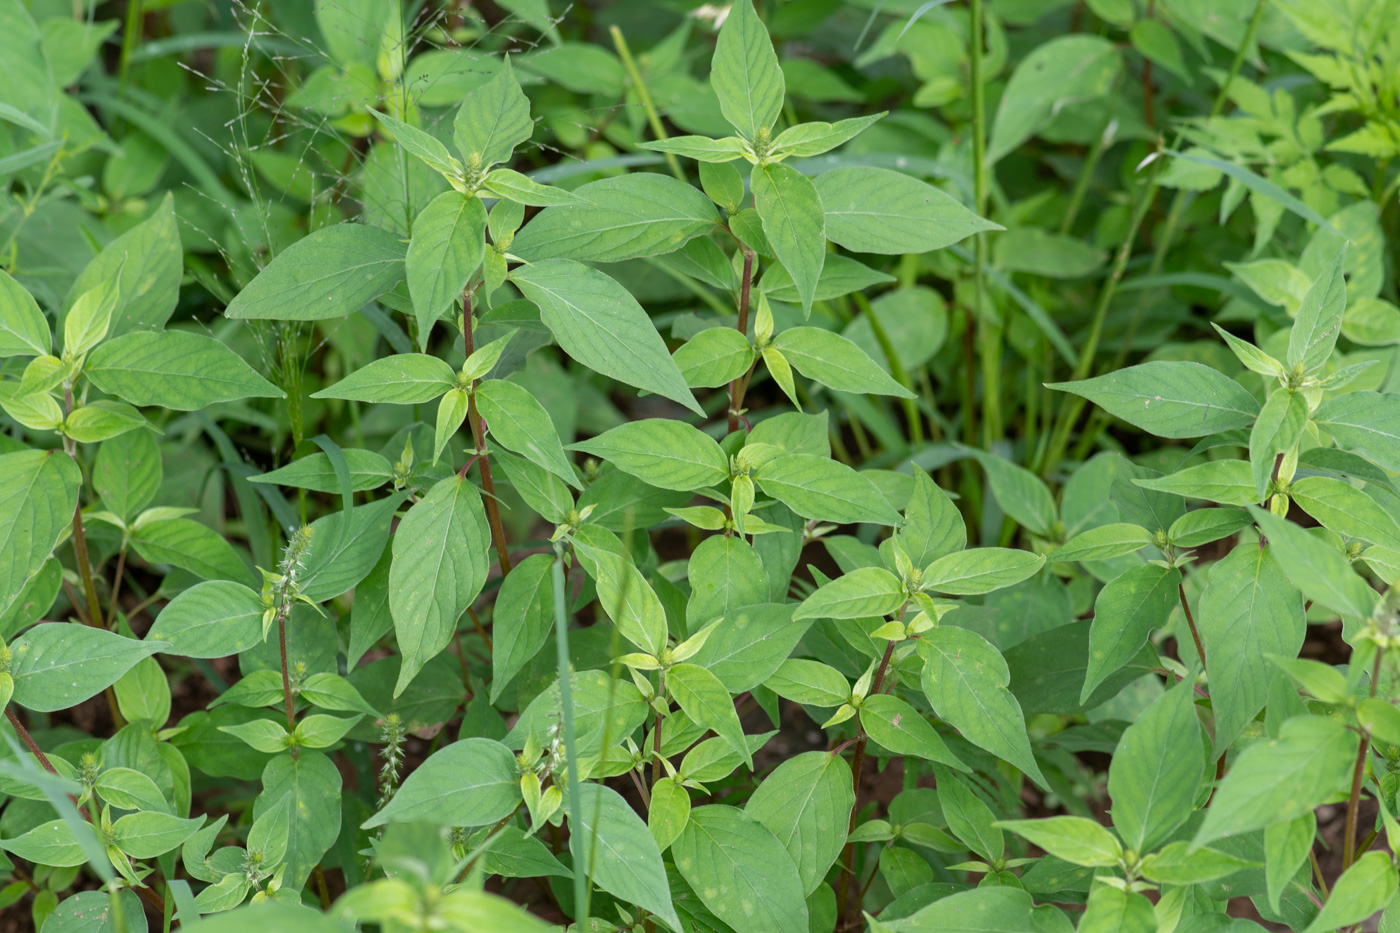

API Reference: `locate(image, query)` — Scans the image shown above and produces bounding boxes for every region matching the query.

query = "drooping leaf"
[772,327,914,398]
[673,805,809,933]
[918,626,1047,789]
[988,35,1121,162]
[86,331,284,410]
[752,163,825,314]
[0,450,80,619]
[364,738,520,828]
[570,783,681,931]
[389,476,491,696]
[1107,679,1203,852]
[745,752,854,895]
[813,167,998,255]
[1048,361,1259,438]
[1080,564,1180,703]
[476,379,577,487]
[225,224,406,321]
[512,259,702,415]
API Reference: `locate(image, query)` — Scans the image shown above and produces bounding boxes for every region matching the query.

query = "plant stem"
[551,547,589,926]
[70,503,104,629]
[105,547,127,630]
[1343,648,1385,869]
[839,634,900,925]
[1178,581,1207,671]
[6,706,61,776]
[278,604,298,761]
[464,291,513,577]
[651,671,666,787]
[729,250,755,434]
[968,0,1000,448]
[610,26,685,183]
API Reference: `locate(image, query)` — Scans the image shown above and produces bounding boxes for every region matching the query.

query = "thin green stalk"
[117,0,143,94]
[1060,116,1117,235]
[1051,0,1270,469]
[551,546,590,926]
[968,0,999,448]
[855,293,923,445]
[611,26,685,183]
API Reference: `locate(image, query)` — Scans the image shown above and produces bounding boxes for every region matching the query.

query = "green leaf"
[772,327,914,398]
[131,518,251,584]
[433,388,470,464]
[452,56,533,167]
[511,174,718,263]
[569,419,727,491]
[490,553,555,703]
[220,718,290,753]
[573,540,668,656]
[62,281,119,358]
[756,454,902,525]
[0,450,80,619]
[97,767,171,813]
[1303,850,1397,933]
[1076,884,1156,933]
[901,470,966,568]
[146,581,264,658]
[669,662,751,768]
[1006,620,1161,715]
[113,811,203,859]
[294,714,360,749]
[752,164,825,315]
[1048,361,1259,438]
[225,224,406,321]
[114,655,171,726]
[1107,679,1203,852]
[1249,388,1308,501]
[369,108,463,179]
[64,401,145,444]
[1265,813,1316,913]
[639,135,748,162]
[311,353,456,404]
[761,255,896,305]
[481,168,585,206]
[773,114,884,158]
[1047,523,1152,563]
[406,192,486,347]
[794,567,903,620]
[813,167,999,255]
[570,783,681,932]
[1168,508,1251,548]
[993,228,1105,279]
[1313,391,1400,472]
[252,751,341,891]
[364,738,519,827]
[686,535,770,631]
[936,766,1003,861]
[918,626,1047,789]
[673,805,809,933]
[996,816,1121,868]
[1135,459,1256,506]
[66,195,182,337]
[512,259,702,415]
[1081,564,1180,703]
[1139,841,1259,885]
[921,548,1045,596]
[1249,506,1377,619]
[674,327,754,388]
[685,603,810,693]
[1291,475,1400,549]
[964,448,1056,538]
[859,694,967,772]
[389,477,491,696]
[10,624,161,712]
[1194,715,1358,847]
[765,658,850,707]
[710,0,784,141]
[42,891,146,932]
[250,448,392,494]
[300,494,405,601]
[86,331,284,410]
[746,751,854,894]
[0,819,101,869]
[1199,544,1305,751]
[883,887,1043,932]
[649,778,690,853]
[988,35,1121,163]
[1359,697,1400,746]
[1288,244,1348,374]
[0,269,50,357]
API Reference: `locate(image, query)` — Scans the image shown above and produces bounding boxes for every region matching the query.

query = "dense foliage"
[3,0,1400,931]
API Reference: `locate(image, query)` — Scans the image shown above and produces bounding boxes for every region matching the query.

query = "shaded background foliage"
[2,0,1400,931]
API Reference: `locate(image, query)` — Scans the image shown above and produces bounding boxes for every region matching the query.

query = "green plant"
[4,0,1400,932]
